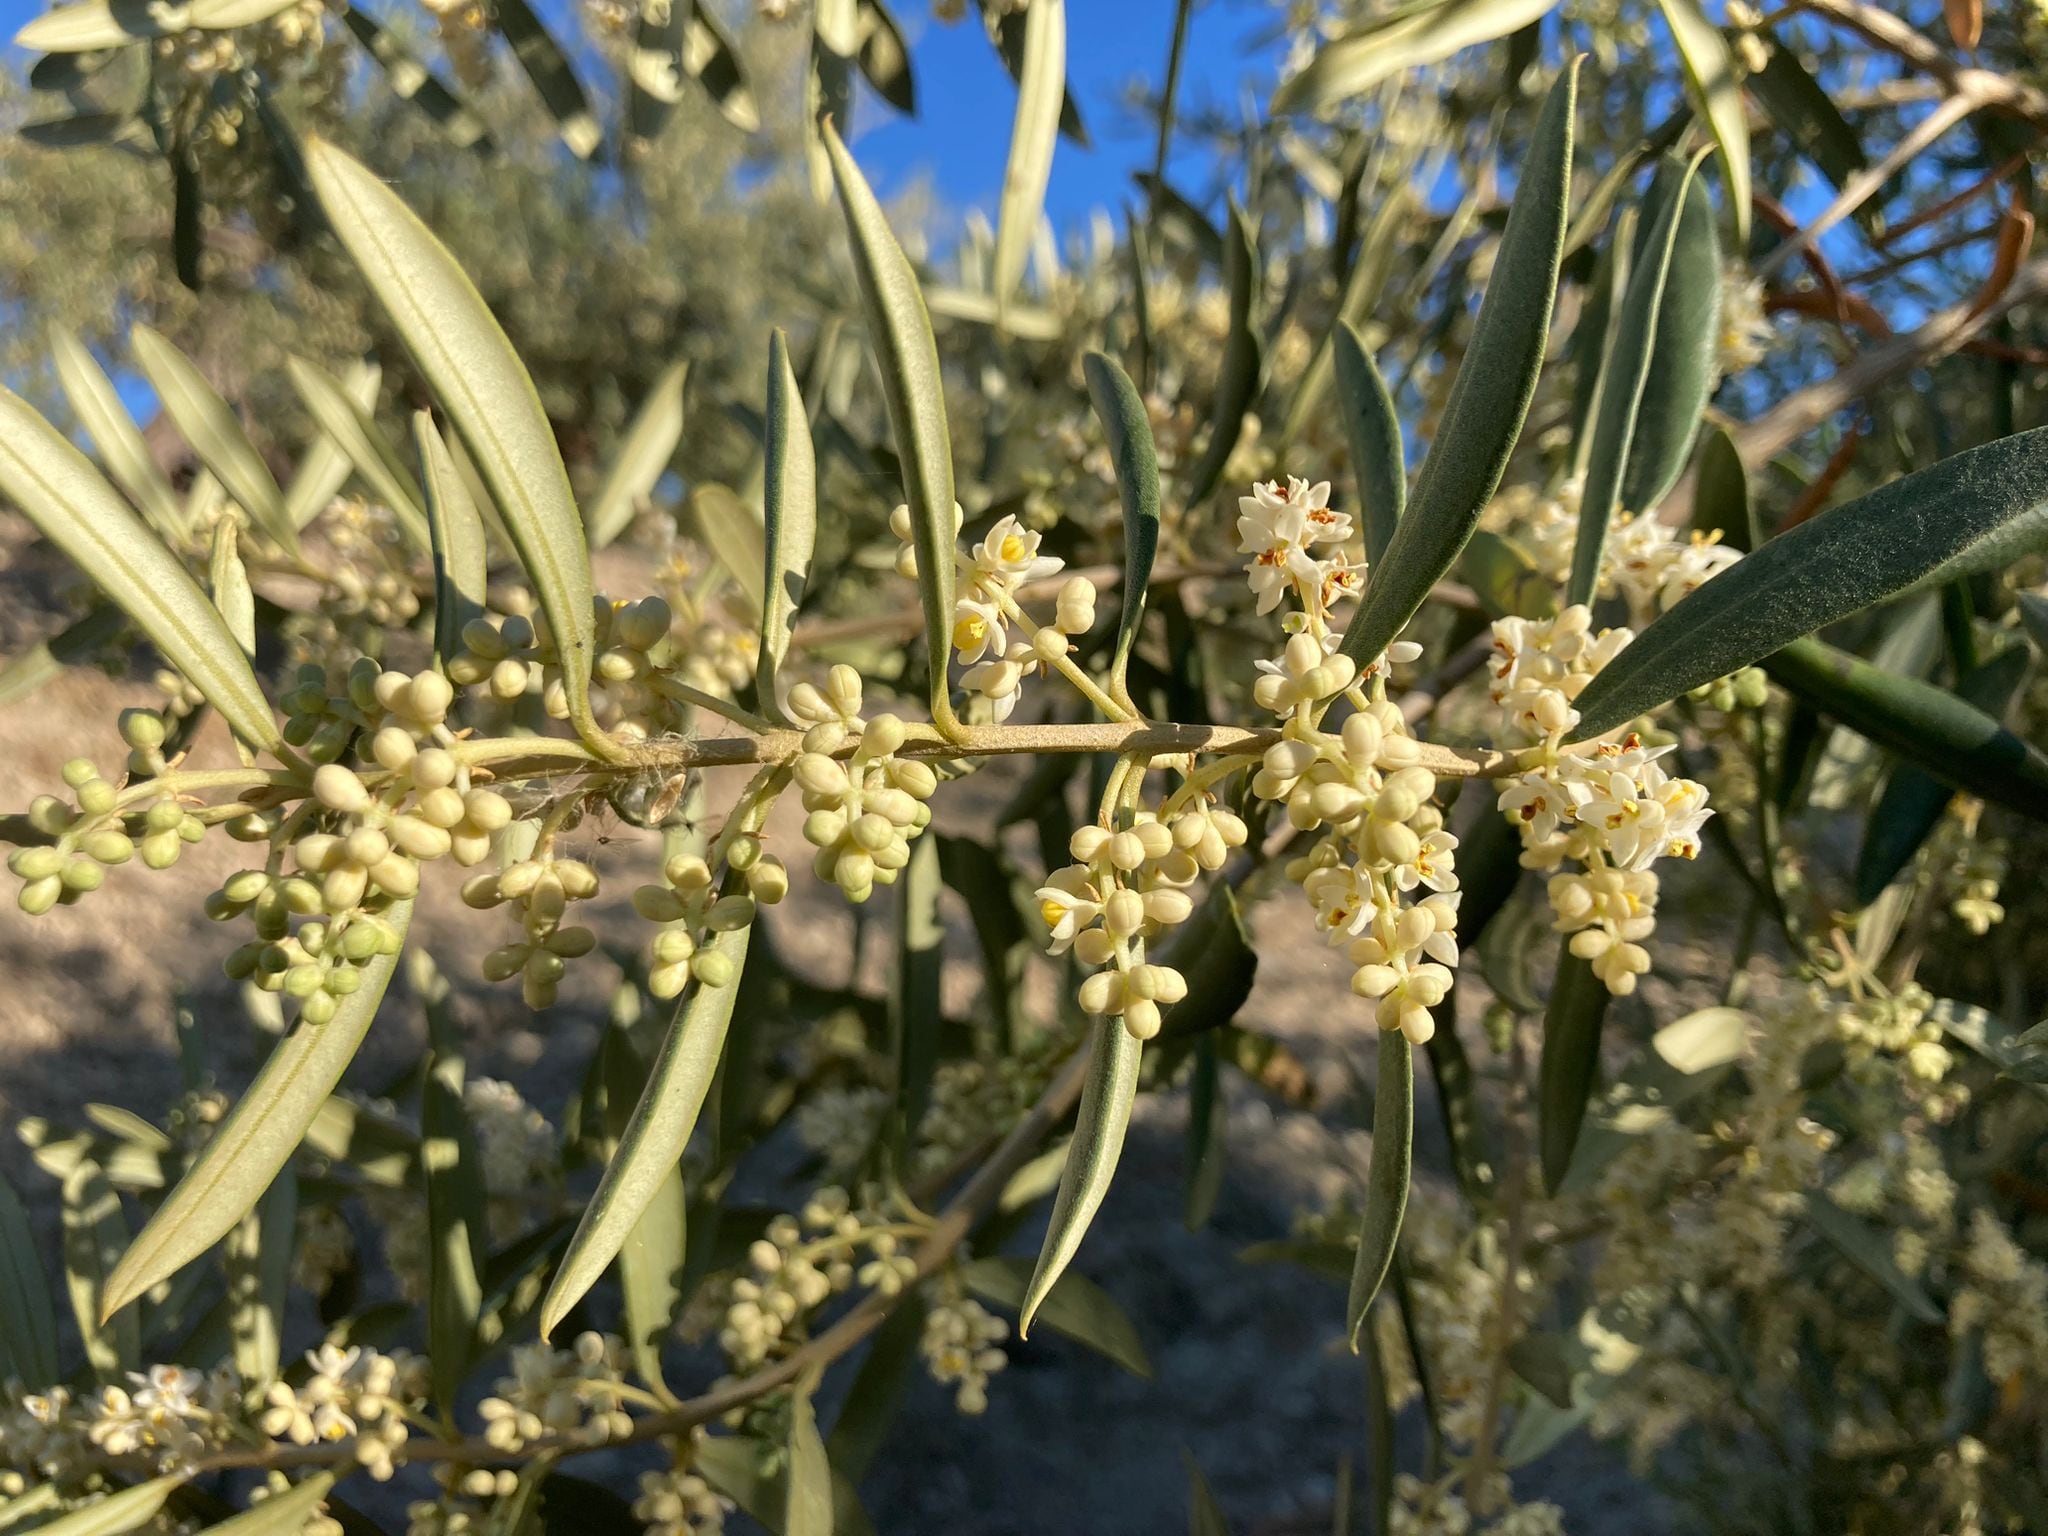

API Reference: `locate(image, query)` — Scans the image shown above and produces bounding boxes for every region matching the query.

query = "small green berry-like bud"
[9,847,63,881]
[746,857,789,905]
[372,727,418,771]
[84,830,134,866]
[61,758,97,789]
[28,796,73,836]
[633,885,689,923]
[690,950,736,988]
[119,709,167,750]
[76,779,117,817]
[861,713,907,758]
[300,990,338,1027]
[18,876,61,915]
[140,831,183,870]
[60,858,104,893]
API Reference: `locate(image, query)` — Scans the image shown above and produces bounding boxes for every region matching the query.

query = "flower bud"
[861,713,907,758]
[372,727,417,771]
[1069,826,1112,863]
[313,764,370,814]
[1103,888,1145,937]
[1122,998,1162,1039]
[18,876,61,915]
[1055,576,1096,634]
[825,665,863,721]
[634,885,688,923]
[76,779,116,817]
[746,857,789,904]
[793,753,848,800]
[119,709,166,750]
[9,847,63,881]
[664,855,713,891]
[1076,970,1125,1015]
[691,950,736,987]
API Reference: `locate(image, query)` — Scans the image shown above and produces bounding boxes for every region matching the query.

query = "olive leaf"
[0,1171,59,1387]
[0,603,126,710]
[284,359,381,530]
[1019,1016,1142,1337]
[691,484,767,617]
[1619,161,1720,517]
[1333,320,1404,565]
[786,1389,834,1536]
[601,1011,688,1400]
[1184,1450,1233,1536]
[682,1,760,133]
[891,833,943,1150]
[1182,197,1263,506]
[102,900,413,1319]
[224,1167,294,1392]
[539,921,752,1340]
[207,519,255,658]
[0,386,282,753]
[14,0,292,51]
[961,1255,1151,1378]
[1571,426,2048,738]
[826,1293,925,1479]
[1183,1033,1226,1230]
[856,0,915,114]
[1339,64,1576,665]
[1567,151,1708,605]
[1748,32,1866,199]
[284,355,432,552]
[1804,1193,1942,1324]
[203,1471,337,1534]
[585,357,687,550]
[27,1475,186,1536]
[417,412,489,666]
[991,0,1064,322]
[62,1162,138,1381]
[822,120,962,735]
[1653,0,1750,248]
[130,324,297,554]
[759,331,817,723]
[1765,637,2048,819]
[305,139,614,756]
[1083,352,1161,708]
[1690,423,1755,551]
[494,0,602,159]
[338,4,491,149]
[979,0,1088,145]
[48,324,185,540]
[1271,0,1562,115]
[1345,1032,1413,1349]
[1539,949,1610,1196]
[419,958,488,1414]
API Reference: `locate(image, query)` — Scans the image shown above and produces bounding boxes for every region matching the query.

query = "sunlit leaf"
[822,120,962,733]
[1272,0,1562,115]
[48,324,185,539]
[979,0,1088,145]
[585,357,687,550]
[991,0,1063,322]
[338,5,490,149]
[1333,321,1403,565]
[130,324,297,554]
[1340,65,1576,664]
[1345,1032,1412,1348]
[1019,1018,1142,1337]
[683,1,759,132]
[962,1255,1151,1378]
[759,332,817,722]
[102,900,412,1318]
[691,483,766,617]
[1572,427,2048,737]
[201,1471,337,1534]
[306,139,612,755]
[494,0,602,159]
[416,953,487,1414]
[0,385,282,753]
[284,355,431,552]
[1653,0,1749,247]
[417,412,489,666]
[27,1476,185,1536]
[284,359,381,530]
[540,921,752,1339]
[1083,352,1161,705]
[224,1167,294,1391]
[62,1162,138,1380]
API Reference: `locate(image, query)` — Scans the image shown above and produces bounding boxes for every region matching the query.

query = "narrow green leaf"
[1805,1193,1942,1323]
[1345,1032,1412,1349]
[1361,1321,1396,1536]
[1281,184,1402,453]
[1568,151,1707,605]
[991,0,1063,321]
[1460,528,1556,619]
[284,359,381,529]
[1271,0,1562,115]
[418,959,487,1414]
[1082,352,1161,704]
[786,1390,833,1536]
[62,1162,139,1380]
[1567,205,1633,472]
[1339,64,1576,665]
[1018,1017,1142,1337]
[49,325,185,539]
[961,1254,1150,1378]
[416,412,489,666]
[806,0,858,203]
[891,833,943,1149]
[759,332,817,722]
[1183,197,1263,506]
[540,921,751,1339]
[822,120,962,734]
[1571,427,2048,737]
[1690,423,1755,551]
[305,140,612,755]
[208,518,254,657]
[27,1476,185,1536]
[694,1434,874,1536]
[1749,32,1866,197]
[682,2,760,132]
[103,900,412,1318]
[1183,1032,1225,1230]
[1653,0,1749,247]
[979,0,1087,145]
[0,603,126,709]
[338,5,491,149]
[1184,1449,1232,1536]
[626,0,686,147]
[600,1002,687,1398]
[691,484,766,617]
[130,324,296,554]
[826,1293,925,1479]
[16,0,192,51]
[1538,949,1609,1195]
[0,385,282,752]
[1333,321,1404,565]
[224,1167,295,1391]
[284,355,431,551]
[585,357,687,550]
[1765,636,2048,819]
[0,1484,60,1531]
[172,148,201,293]
[1619,163,1720,516]
[0,1171,60,1387]
[201,1472,337,1535]
[494,0,601,159]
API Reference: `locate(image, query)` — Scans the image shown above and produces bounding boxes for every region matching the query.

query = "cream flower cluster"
[790,666,938,901]
[920,1292,1009,1414]
[461,853,602,1009]
[632,847,779,998]
[260,1344,423,1479]
[635,1458,734,1536]
[1602,515,1742,627]
[892,503,1099,722]
[1487,608,1712,995]
[1235,476,1362,620]
[477,1333,636,1452]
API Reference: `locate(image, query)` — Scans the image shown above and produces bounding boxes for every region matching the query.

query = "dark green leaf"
[760,332,817,722]
[1345,1032,1412,1348]
[1083,352,1162,703]
[63,1162,138,1380]
[1748,33,1867,197]
[1619,162,1720,515]
[1538,949,1609,1195]
[339,5,490,149]
[855,0,915,114]
[1334,321,1403,565]
[891,833,943,1148]
[494,0,601,158]
[417,412,489,666]
[962,1254,1151,1378]
[1690,423,1754,551]
[1805,1192,1942,1324]
[1183,198,1263,505]
[826,1293,926,1479]
[0,1171,60,1386]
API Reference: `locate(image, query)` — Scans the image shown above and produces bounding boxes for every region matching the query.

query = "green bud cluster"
[8,753,204,913]
[222,907,406,1024]
[449,594,688,742]
[787,668,937,904]
[632,843,782,999]
[461,856,600,1009]
[1688,665,1769,714]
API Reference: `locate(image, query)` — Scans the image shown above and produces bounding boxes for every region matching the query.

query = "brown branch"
[1792,0,2048,128]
